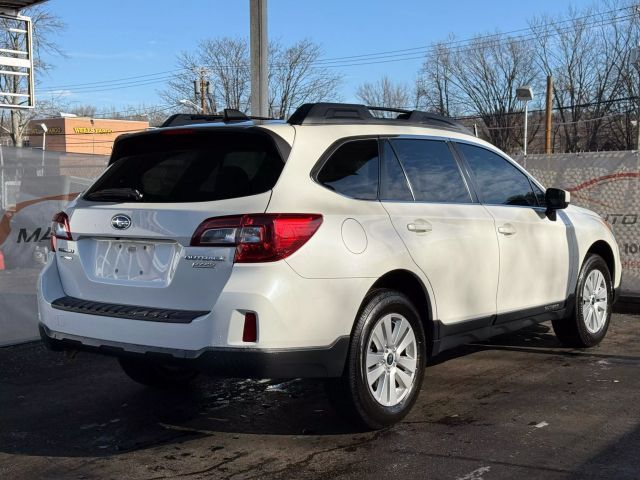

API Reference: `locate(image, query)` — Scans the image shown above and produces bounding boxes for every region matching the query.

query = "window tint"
[85,131,284,203]
[380,141,413,201]
[317,139,379,200]
[531,182,546,207]
[457,143,537,207]
[390,139,471,203]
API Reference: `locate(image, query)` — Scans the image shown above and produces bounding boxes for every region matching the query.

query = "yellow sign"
[29,127,62,135]
[73,127,113,134]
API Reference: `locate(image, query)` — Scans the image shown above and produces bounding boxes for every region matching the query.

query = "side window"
[457,143,537,207]
[380,141,413,201]
[390,139,471,203]
[317,139,379,200]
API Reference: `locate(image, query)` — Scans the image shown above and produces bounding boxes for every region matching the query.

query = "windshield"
[84,130,284,203]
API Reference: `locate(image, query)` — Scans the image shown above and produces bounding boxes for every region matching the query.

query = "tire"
[552,254,613,348]
[326,289,426,430]
[118,357,199,388]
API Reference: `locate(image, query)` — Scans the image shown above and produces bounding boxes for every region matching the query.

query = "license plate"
[93,239,175,283]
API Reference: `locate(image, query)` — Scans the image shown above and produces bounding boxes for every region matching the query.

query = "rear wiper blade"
[85,187,144,201]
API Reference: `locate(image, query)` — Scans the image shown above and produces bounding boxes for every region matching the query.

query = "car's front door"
[454,142,571,319]
[379,138,500,328]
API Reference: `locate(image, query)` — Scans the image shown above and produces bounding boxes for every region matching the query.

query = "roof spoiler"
[161,109,276,128]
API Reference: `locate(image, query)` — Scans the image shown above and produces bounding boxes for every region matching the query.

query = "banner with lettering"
[515,151,640,298]
[0,147,107,345]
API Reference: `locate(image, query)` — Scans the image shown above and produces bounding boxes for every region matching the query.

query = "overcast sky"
[39,0,593,110]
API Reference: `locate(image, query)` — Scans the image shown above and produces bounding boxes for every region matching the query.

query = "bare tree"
[0,5,65,146]
[590,0,639,151]
[449,35,540,152]
[70,104,97,117]
[530,1,638,152]
[356,76,412,117]
[161,37,341,118]
[268,39,342,119]
[160,37,250,114]
[92,104,172,126]
[416,40,458,116]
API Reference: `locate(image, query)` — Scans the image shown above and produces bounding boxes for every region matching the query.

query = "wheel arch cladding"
[586,240,615,280]
[369,270,433,351]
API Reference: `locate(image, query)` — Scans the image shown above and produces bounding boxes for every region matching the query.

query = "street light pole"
[523,100,529,156]
[516,86,534,159]
[630,46,640,150]
[179,99,204,113]
[39,122,47,175]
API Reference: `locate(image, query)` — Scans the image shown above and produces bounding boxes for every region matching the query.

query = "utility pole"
[545,75,553,154]
[250,0,268,117]
[193,68,210,114]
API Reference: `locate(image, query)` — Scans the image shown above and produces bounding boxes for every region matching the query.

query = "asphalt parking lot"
[1,313,640,480]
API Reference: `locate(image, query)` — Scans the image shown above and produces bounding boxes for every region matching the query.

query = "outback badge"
[185,254,225,268]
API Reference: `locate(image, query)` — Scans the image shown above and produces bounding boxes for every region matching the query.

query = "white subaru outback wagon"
[38,103,621,429]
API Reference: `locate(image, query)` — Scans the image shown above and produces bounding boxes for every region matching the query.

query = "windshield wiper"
[84,187,144,202]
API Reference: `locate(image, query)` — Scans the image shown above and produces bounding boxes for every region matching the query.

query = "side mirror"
[545,188,570,211]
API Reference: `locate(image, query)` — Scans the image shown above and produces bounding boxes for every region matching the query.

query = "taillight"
[51,211,72,252]
[191,214,323,263]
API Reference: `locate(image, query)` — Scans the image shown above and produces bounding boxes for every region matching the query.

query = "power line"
[313,12,637,67]
[482,111,634,131]
[39,5,637,93]
[91,104,176,118]
[452,96,640,123]
[310,5,633,65]
[40,68,187,90]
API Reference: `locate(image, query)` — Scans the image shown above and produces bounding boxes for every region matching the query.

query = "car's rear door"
[380,138,499,328]
[454,141,571,319]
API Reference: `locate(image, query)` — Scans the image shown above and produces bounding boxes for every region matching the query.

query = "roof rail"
[287,102,469,133]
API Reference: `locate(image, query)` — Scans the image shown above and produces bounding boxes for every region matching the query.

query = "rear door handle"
[407,221,432,233]
[498,223,516,236]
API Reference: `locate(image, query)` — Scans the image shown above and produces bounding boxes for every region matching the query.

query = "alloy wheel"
[364,313,418,407]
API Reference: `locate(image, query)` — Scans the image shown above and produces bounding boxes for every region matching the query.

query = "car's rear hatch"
[54,126,291,312]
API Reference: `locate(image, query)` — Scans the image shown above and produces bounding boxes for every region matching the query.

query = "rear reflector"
[51,211,72,252]
[191,214,323,263]
[242,312,257,342]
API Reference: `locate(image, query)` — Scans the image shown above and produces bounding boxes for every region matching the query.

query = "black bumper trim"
[51,296,209,323]
[39,324,349,378]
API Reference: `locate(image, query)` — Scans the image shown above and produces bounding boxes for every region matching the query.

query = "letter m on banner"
[0,9,34,109]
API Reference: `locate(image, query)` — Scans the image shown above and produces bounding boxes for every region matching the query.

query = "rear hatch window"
[84,129,285,203]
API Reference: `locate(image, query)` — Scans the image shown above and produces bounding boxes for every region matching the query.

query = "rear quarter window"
[316,139,379,200]
[84,130,284,203]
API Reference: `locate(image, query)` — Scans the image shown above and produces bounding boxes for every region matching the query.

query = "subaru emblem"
[111,214,131,230]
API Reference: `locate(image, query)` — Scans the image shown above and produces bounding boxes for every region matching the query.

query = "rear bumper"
[39,323,349,378]
[38,253,371,352]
